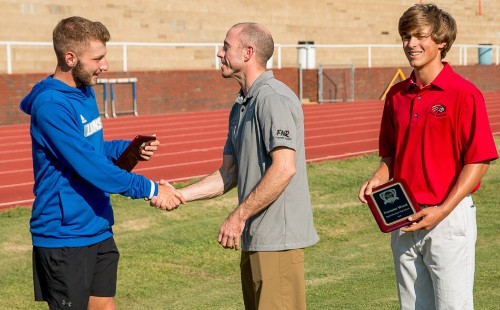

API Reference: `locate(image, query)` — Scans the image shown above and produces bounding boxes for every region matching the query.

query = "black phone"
[114,135,156,172]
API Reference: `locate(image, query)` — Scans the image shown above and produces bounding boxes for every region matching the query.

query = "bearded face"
[71,40,108,87]
[72,59,97,86]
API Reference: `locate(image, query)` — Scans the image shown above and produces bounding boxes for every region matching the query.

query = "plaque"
[115,135,156,172]
[364,179,421,233]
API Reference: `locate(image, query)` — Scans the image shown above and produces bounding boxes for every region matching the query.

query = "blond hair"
[53,16,110,63]
[398,3,457,58]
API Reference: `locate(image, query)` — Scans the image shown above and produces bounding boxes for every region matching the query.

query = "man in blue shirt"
[20,16,184,310]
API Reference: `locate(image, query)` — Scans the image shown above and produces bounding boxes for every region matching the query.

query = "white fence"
[1,41,499,74]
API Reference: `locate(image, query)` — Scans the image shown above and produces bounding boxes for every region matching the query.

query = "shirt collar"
[407,62,453,92]
[237,70,274,105]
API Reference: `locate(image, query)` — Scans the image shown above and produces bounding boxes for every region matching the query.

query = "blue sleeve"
[35,100,157,199]
[104,140,130,161]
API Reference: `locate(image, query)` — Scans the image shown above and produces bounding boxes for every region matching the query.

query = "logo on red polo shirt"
[429,104,446,117]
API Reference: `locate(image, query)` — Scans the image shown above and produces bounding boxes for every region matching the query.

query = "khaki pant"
[391,195,476,310]
[240,249,306,310]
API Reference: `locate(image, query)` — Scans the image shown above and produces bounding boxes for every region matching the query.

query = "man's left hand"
[402,206,449,232]
[140,138,160,160]
[217,211,245,250]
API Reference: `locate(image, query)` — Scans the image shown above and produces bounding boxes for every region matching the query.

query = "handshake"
[149,179,185,211]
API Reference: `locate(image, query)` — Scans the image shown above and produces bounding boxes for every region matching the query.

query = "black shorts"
[33,237,119,310]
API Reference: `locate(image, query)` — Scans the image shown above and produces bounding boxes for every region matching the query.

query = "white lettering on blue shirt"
[84,117,103,137]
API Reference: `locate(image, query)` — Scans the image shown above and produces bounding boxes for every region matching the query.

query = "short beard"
[72,61,95,87]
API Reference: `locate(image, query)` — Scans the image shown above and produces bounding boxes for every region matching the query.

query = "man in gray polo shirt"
[158,22,319,309]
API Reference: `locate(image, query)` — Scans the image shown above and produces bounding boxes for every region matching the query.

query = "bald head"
[231,23,274,67]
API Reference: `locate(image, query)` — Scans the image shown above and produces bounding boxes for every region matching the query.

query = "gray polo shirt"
[223,71,319,251]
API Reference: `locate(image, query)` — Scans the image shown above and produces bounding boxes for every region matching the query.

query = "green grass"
[1,138,499,309]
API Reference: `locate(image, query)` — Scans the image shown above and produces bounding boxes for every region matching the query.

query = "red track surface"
[1,93,499,210]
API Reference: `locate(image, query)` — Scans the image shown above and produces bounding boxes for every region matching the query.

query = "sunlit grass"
[1,138,498,309]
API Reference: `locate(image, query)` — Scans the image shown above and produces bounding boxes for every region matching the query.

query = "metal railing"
[1,41,499,74]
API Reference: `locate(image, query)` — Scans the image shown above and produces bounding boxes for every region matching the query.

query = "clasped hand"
[149,180,186,211]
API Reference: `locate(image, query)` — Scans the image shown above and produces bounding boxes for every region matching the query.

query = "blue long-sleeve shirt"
[20,75,157,247]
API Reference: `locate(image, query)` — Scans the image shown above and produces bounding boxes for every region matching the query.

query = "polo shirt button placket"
[414,96,423,119]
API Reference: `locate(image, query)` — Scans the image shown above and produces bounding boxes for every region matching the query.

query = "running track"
[1,92,499,210]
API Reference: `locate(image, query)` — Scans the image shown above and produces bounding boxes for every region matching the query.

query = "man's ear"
[65,51,77,68]
[243,45,255,62]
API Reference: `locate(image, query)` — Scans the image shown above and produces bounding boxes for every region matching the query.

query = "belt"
[419,195,473,209]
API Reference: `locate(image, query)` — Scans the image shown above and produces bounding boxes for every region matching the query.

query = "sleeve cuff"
[149,180,157,199]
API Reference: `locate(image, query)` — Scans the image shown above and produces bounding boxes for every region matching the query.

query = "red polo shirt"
[379,63,498,205]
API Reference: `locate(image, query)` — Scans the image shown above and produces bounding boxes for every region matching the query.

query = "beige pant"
[240,249,306,310]
[391,195,476,310]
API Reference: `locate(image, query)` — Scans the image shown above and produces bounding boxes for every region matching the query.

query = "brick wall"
[3,65,499,126]
[0,73,47,125]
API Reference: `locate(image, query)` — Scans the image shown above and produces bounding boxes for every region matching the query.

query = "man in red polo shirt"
[358,4,498,310]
